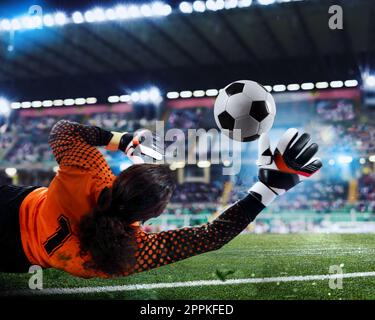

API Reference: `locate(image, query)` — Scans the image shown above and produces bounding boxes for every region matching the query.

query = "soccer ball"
[214,80,276,142]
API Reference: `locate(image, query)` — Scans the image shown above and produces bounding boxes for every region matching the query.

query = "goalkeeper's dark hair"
[79,164,175,276]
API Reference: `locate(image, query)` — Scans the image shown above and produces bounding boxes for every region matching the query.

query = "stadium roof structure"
[0,0,373,101]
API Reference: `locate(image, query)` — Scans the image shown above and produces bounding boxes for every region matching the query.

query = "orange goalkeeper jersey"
[19,120,264,278]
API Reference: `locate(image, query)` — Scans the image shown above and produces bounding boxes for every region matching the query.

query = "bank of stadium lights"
[10,97,97,109]
[107,87,162,105]
[0,3,172,32]
[0,1,311,32]
[167,80,359,99]
[178,0,303,14]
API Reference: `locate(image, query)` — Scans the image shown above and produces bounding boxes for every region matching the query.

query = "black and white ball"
[214,80,276,142]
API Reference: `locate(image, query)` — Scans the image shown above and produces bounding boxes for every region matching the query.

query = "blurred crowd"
[2,113,153,165]
[0,105,374,216]
[171,181,222,203]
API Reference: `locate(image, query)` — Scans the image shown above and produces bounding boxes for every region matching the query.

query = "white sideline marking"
[2,271,375,296]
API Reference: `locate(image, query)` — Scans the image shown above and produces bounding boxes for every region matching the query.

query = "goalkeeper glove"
[106,129,163,164]
[249,128,322,206]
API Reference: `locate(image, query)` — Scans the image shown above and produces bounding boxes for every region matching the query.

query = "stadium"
[0,0,374,301]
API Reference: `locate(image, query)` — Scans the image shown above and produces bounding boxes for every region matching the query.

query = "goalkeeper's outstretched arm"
[129,193,264,275]
[127,128,322,277]
[48,120,161,166]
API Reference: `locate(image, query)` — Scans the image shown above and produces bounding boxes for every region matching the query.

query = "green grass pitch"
[1,233,375,300]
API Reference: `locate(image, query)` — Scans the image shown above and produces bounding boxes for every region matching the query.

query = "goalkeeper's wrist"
[106,132,130,151]
[248,181,278,206]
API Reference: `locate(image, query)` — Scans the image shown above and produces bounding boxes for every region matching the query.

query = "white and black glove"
[249,128,322,206]
[106,129,163,164]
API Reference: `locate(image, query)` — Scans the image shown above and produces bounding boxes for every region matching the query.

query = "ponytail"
[78,164,175,276]
[79,188,138,276]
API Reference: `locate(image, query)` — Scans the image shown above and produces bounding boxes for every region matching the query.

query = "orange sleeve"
[48,120,114,169]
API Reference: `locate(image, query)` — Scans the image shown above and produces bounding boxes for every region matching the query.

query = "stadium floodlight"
[287,84,300,91]
[53,99,64,106]
[140,90,150,102]
[238,0,253,7]
[225,0,239,9]
[338,155,353,164]
[149,87,162,103]
[163,4,173,16]
[151,2,172,16]
[193,1,206,12]
[193,90,205,97]
[72,11,85,24]
[369,155,375,163]
[31,101,42,108]
[197,160,211,168]
[206,0,225,11]
[166,92,179,99]
[222,159,232,167]
[63,98,75,106]
[206,89,218,96]
[105,8,117,20]
[92,8,106,22]
[330,80,343,88]
[75,98,86,105]
[0,19,11,31]
[120,95,131,102]
[86,97,97,104]
[315,81,329,89]
[21,101,32,109]
[32,16,43,28]
[54,12,67,25]
[363,74,375,90]
[128,5,141,18]
[0,98,10,116]
[179,2,194,13]
[131,92,140,102]
[180,91,193,98]
[264,85,272,92]
[108,95,120,103]
[21,16,33,29]
[43,14,55,27]
[10,102,21,109]
[84,10,96,23]
[42,100,53,107]
[258,0,275,5]
[5,168,17,178]
[301,82,314,90]
[23,16,42,29]
[115,5,129,19]
[11,18,22,30]
[173,161,186,169]
[141,5,153,17]
[344,79,358,87]
[273,84,286,92]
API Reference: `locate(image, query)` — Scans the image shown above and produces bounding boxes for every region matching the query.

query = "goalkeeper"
[0,121,321,278]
